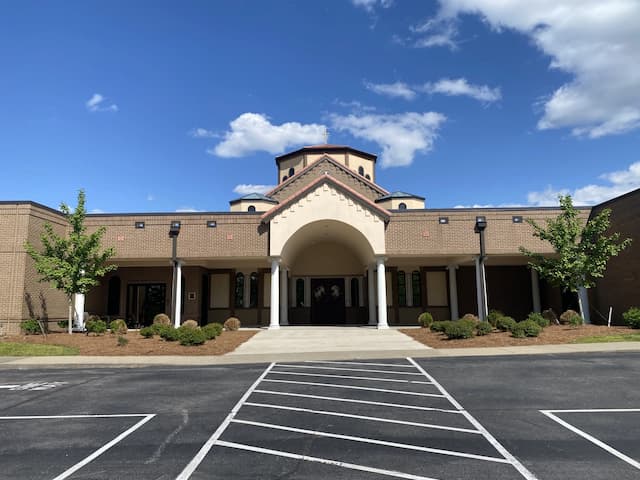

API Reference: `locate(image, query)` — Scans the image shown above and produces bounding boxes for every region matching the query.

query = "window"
[397,271,406,307]
[234,272,244,308]
[358,166,364,176]
[249,272,258,307]
[296,278,305,307]
[282,175,288,182]
[134,221,144,229]
[398,202,407,210]
[107,276,120,315]
[351,278,360,307]
[288,167,295,177]
[365,174,371,180]
[412,271,422,307]
[247,205,256,212]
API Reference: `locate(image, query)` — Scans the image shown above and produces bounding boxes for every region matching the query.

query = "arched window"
[365,174,371,180]
[234,272,244,308]
[107,276,120,315]
[412,271,422,307]
[282,175,288,182]
[398,202,407,210]
[288,167,295,177]
[351,278,360,307]
[249,272,258,308]
[358,166,364,176]
[247,205,256,212]
[397,271,407,307]
[296,278,305,307]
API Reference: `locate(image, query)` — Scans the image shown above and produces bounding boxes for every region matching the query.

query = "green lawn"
[0,342,79,356]
[573,332,640,344]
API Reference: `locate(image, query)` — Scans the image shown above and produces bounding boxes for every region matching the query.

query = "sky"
[1,0,639,213]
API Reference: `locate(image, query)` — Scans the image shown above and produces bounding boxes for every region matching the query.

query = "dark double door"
[311,278,345,324]
[126,284,166,327]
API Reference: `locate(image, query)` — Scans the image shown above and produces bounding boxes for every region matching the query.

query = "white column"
[280,267,288,326]
[376,257,389,329]
[447,265,459,320]
[269,258,280,329]
[578,286,591,324]
[367,265,376,325]
[530,268,541,314]
[73,293,86,330]
[174,261,182,327]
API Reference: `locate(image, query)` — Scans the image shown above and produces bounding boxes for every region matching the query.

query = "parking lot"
[1,352,639,479]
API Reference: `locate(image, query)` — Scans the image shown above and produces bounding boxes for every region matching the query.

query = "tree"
[24,190,117,333]
[520,195,631,320]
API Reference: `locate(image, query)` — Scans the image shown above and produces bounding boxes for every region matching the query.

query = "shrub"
[153,313,171,325]
[87,314,101,323]
[559,309,580,325]
[177,326,206,346]
[202,323,223,340]
[417,312,434,328]
[444,320,475,339]
[117,335,129,347]
[542,308,558,325]
[623,307,640,329]
[160,327,179,342]
[568,314,583,327]
[109,319,128,335]
[496,316,517,332]
[21,319,41,335]
[224,317,241,331]
[527,312,550,329]
[430,320,452,333]
[57,320,69,329]
[487,310,504,327]
[511,319,542,338]
[151,323,169,335]
[461,313,479,323]
[476,321,493,336]
[85,318,107,335]
[182,319,199,329]
[139,326,155,338]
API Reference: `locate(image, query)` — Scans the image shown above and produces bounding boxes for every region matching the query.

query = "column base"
[377,324,390,330]
[268,324,281,330]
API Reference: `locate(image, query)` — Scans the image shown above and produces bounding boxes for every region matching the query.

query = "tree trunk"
[68,298,73,334]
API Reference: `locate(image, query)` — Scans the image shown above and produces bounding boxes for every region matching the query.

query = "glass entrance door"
[126,284,166,327]
[311,278,345,324]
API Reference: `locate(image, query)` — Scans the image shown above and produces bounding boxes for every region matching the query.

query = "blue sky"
[1,0,639,213]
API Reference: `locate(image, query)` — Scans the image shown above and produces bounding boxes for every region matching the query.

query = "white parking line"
[231,419,510,463]
[408,358,539,480]
[255,389,462,414]
[263,378,445,398]
[243,401,482,434]
[174,362,275,480]
[214,440,440,480]
[541,409,640,470]
[303,360,416,369]
[276,364,423,376]
[270,370,432,384]
[0,414,156,480]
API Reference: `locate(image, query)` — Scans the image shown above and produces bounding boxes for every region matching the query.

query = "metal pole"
[170,235,178,325]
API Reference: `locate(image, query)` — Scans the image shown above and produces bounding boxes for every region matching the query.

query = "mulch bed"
[0,330,257,356]
[400,324,633,349]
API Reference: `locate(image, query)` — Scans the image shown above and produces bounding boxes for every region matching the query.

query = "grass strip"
[0,342,79,356]
[573,333,640,344]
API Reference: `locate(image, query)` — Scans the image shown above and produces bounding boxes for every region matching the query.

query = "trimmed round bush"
[177,326,206,346]
[430,320,452,333]
[444,320,475,339]
[202,323,223,340]
[476,321,493,336]
[487,310,504,327]
[159,326,179,342]
[527,312,550,329]
[511,319,542,338]
[417,312,434,328]
[496,316,517,332]
[109,319,128,335]
[182,319,199,329]
[21,319,41,335]
[86,318,107,335]
[559,309,580,325]
[153,313,171,325]
[461,313,479,323]
[224,317,241,331]
[623,307,640,329]
[139,326,154,338]
[568,314,583,327]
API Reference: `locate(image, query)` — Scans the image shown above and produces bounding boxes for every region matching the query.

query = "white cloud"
[233,184,276,196]
[330,111,446,168]
[364,81,416,100]
[86,93,118,113]
[527,161,640,206]
[189,128,217,138]
[89,208,105,214]
[332,99,377,113]
[146,194,155,201]
[409,18,458,50]
[421,78,501,103]
[351,0,393,13]
[211,113,326,157]
[175,206,203,213]
[434,0,640,138]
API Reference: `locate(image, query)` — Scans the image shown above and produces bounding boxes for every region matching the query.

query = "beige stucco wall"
[277,156,305,183]
[291,241,365,276]
[346,153,376,182]
[377,198,425,210]
[230,200,276,213]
